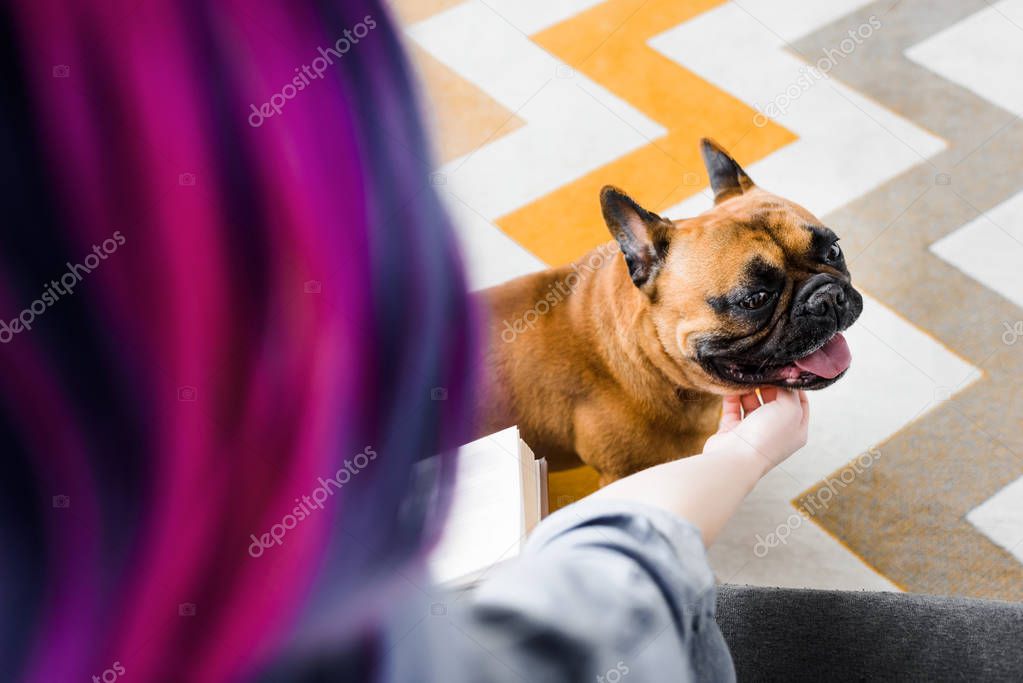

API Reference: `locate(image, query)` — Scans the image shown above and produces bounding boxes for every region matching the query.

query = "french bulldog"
[479,139,862,484]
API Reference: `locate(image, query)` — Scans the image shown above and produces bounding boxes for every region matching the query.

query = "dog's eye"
[826,241,843,262]
[740,291,771,310]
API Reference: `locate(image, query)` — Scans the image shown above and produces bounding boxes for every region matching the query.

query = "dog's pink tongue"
[793,333,851,379]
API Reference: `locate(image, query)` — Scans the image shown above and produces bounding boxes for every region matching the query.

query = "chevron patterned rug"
[392,0,1023,600]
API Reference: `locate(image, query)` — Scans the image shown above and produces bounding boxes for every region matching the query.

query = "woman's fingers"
[762,388,802,422]
[724,388,808,431]
[740,392,761,416]
[719,395,743,431]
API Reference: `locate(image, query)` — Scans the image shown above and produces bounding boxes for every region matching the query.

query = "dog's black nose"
[794,274,849,321]
[806,284,847,317]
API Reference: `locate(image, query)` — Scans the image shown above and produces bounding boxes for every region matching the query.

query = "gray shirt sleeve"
[385,499,736,682]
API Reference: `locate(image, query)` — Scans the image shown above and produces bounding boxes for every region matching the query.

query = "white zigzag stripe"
[407,1,664,289]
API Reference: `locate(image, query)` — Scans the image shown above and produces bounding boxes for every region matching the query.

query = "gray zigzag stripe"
[791,0,1023,599]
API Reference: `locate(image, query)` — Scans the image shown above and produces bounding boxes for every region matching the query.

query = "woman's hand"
[588,387,810,546]
[702,387,810,477]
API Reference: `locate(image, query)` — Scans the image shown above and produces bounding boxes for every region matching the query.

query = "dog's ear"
[700,138,755,204]
[600,186,672,291]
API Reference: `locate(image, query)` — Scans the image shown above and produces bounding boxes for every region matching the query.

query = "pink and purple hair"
[0,1,476,680]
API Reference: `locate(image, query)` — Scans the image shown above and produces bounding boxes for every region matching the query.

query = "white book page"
[427,427,527,585]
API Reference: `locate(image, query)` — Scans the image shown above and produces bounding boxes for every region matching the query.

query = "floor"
[392,0,1023,599]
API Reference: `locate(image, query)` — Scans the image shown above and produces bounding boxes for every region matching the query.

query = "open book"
[427,427,547,587]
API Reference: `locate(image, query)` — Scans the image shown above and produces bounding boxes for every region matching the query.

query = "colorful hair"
[0,1,476,680]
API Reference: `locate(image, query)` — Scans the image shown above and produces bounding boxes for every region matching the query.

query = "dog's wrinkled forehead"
[599,138,839,300]
[670,191,823,297]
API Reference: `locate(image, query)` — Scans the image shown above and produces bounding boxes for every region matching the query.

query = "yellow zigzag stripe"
[498,0,797,266]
